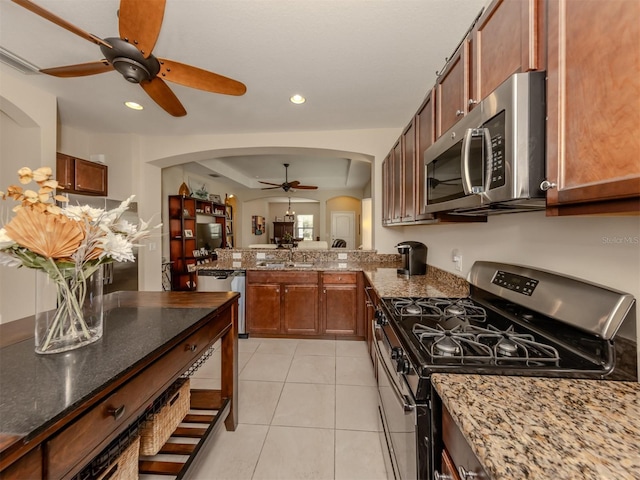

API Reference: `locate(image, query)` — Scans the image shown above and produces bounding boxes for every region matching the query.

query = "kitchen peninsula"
[0,291,238,479]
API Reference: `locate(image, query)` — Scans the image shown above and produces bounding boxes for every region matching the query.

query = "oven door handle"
[372,324,415,413]
[461,127,491,197]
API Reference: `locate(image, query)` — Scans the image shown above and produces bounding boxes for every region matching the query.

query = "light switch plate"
[338,253,348,260]
[233,261,242,268]
[232,252,242,259]
[256,252,266,259]
[338,262,347,268]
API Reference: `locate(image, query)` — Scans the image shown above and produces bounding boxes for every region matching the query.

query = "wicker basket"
[96,436,140,480]
[139,378,190,456]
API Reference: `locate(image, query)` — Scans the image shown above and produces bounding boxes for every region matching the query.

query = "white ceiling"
[0,0,488,191]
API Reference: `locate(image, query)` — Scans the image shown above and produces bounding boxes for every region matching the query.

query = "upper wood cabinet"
[401,121,416,222]
[56,153,108,196]
[436,38,470,137]
[381,155,392,225]
[391,140,403,223]
[545,0,640,215]
[435,0,542,138]
[415,89,436,221]
[471,0,542,103]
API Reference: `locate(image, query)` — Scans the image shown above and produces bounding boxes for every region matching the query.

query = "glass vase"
[35,265,104,355]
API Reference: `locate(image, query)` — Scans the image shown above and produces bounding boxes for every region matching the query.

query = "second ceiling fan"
[260,164,318,192]
[12,0,246,117]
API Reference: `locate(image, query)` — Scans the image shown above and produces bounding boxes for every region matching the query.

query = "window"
[296,215,314,240]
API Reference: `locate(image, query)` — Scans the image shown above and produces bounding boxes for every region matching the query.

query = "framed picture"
[204,204,212,214]
[187,263,197,272]
[210,194,222,204]
[184,229,194,238]
[192,249,200,257]
[183,208,190,217]
[284,214,295,222]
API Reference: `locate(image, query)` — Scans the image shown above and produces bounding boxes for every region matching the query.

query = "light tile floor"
[140,338,387,480]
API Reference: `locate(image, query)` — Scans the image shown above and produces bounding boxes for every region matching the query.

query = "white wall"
[393,212,640,342]
[0,68,57,324]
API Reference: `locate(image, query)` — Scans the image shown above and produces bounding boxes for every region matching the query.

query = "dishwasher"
[197,270,247,337]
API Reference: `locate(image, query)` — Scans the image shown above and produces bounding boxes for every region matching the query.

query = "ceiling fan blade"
[140,77,186,117]
[12,0,112,49]
[295,185,319,190]
[157,58,247,96]
[259,181,284,187]
[261,186,282,190]
[41,60,113,78]
[118,0,165,58]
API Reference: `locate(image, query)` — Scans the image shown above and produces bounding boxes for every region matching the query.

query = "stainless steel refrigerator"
[65,194,139,293]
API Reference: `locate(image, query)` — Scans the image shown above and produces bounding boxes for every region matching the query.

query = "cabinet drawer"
[322,272,356,284]
[46,322,217,479]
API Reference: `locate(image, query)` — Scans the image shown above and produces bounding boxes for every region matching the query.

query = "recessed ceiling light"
[124,101,143,111]
[290,94,306,105]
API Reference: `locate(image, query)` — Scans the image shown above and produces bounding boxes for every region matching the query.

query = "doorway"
[331,211,355,249]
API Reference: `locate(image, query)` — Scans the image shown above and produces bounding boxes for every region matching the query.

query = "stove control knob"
[396,357,411,374]
[391,346,403,359]
[374,310,387,326]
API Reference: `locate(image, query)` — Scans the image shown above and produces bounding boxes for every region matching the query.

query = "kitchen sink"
[256,262,285,268]
[291,262,314,268]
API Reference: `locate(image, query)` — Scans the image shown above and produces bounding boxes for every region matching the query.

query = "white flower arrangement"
[0,166,161,353]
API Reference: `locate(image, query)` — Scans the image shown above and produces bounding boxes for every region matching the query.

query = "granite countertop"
[431,374,640,480]
[0,291,237,454]
[201,258,469,298]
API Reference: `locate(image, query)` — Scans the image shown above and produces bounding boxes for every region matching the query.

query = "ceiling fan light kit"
[12,0,247,117]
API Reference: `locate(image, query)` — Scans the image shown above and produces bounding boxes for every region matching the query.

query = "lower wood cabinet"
[246,271,319,336]
[321,272,360,336]
[246,270,363,338]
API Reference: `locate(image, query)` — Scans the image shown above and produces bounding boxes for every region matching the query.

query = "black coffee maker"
[396,241,427,276]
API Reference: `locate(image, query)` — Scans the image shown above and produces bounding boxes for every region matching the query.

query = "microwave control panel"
[485,111,506,189]
[492,270,539,296]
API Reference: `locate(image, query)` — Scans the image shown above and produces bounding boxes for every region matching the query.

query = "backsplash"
[215,248,399,264]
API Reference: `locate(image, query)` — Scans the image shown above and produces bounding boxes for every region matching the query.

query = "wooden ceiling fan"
[11,0,246,117]
[259,163,318,192]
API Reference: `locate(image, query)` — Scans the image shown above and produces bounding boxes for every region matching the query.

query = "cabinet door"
[324,285,357,335]
[74,158,108,195]
[436,39,469,138]
[56,153,74,190]
[283,284,318,335]
[391,141,403,223]
[441,449,462,480]
[381,155,392,225]
[472,0,540,104]
[402,121,416,222]
[546,0,640,214]
[246,284,281,334]
[415,90,436,221]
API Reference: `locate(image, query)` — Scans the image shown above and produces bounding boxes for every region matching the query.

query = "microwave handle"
[461,127,492,196]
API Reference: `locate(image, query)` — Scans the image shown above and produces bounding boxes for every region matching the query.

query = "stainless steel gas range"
[372,261,636,480]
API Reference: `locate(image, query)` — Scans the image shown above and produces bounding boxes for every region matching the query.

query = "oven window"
[427,136,484,204]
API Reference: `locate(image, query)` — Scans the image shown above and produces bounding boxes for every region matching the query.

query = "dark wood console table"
[0,291,238,479]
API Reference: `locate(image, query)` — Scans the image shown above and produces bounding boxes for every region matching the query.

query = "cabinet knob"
[107,405,125,421]
[434,472,452,480]
[540,180,557,191]
[458,466,478,479]
[185,344,197,352]
[455,109,464,117]
[468,99,479,106]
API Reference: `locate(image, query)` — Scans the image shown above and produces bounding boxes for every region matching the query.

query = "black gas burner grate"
[389,298,487,322]
[411,322,561,366]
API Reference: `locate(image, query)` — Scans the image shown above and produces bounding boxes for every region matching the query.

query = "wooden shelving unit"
[168,196,229,291]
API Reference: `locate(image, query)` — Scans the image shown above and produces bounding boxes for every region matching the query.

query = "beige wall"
[0,69,57,324]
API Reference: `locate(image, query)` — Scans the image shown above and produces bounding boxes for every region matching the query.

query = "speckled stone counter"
[432,374,640,480]
[364,267,468,298]
[202,248,469,298]
[0,291,238,460]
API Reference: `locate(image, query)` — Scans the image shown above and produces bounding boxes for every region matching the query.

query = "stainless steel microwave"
[424,71,546,215]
